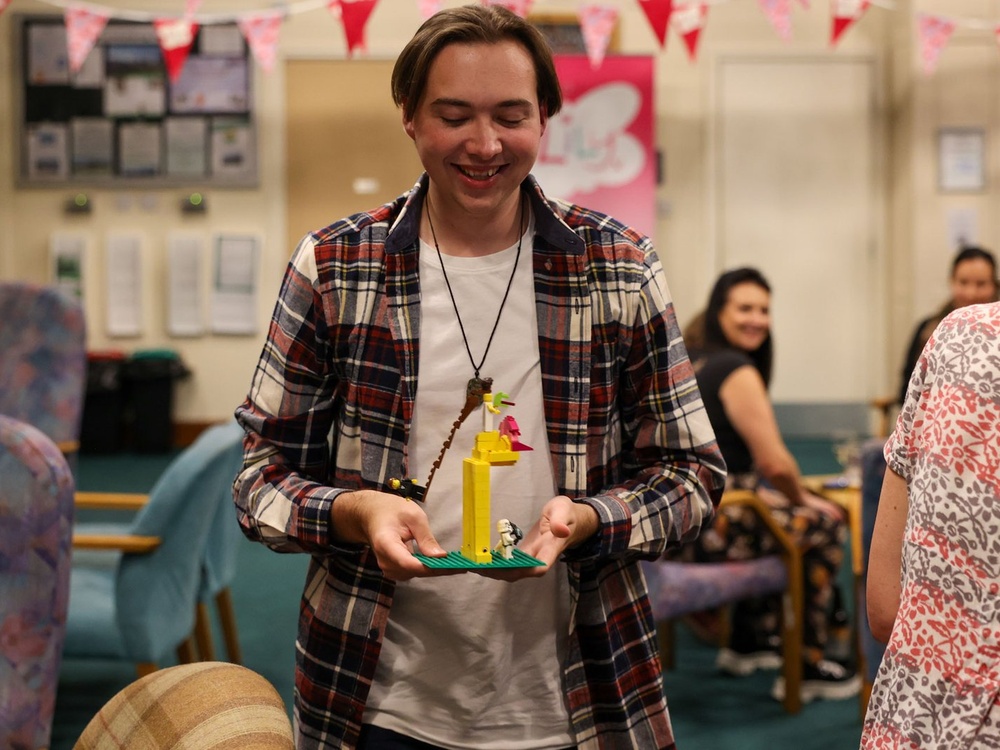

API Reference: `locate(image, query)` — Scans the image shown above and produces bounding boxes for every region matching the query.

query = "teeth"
[459,166,499,179]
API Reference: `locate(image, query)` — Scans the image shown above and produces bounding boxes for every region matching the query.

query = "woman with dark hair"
[897,246,998,404]
[684,267,860,703]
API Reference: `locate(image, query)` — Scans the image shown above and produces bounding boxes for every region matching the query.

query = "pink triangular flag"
[672,3,708,61]
[329,0,378,56]
[154,18,198,82]
[480,0,534,17]
[238,11,283,73]
[185,0,203,18]
[637,0,674,48]
[64,5,110,73]
[796,0,809,7]
[578,4,618,68]
[917,14,955,75]
[0,0,13,18]
[417,0,442,19]
[831,0,869,46]
[758,0,792,40]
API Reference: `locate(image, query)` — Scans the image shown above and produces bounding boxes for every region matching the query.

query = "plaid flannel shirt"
[234,175,725,749]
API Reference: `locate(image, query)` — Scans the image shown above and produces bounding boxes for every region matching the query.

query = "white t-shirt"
[364,215,574,749]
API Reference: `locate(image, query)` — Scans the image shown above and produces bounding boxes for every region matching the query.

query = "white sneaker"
[716,647,783,677]
[771,659,862,703]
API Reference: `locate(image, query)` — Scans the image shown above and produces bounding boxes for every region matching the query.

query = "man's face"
[403,40,546,224]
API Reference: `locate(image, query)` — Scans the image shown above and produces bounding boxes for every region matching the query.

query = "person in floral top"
[864,301,1000,748]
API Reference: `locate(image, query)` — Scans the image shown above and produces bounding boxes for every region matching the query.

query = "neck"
[423,190,524,257]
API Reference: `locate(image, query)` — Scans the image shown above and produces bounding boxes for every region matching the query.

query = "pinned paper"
[238,11,283,72]
[481,0,533,17]
[579,4,618,69]
[831,0,870,46]
[417,0,442,19]
[154,17,198,82]
[917,14,955,76]
[758,0,792,40]
[64,5,110,74]
[637,0,674,48]
[672,3,708,61]
[329,0,378,56]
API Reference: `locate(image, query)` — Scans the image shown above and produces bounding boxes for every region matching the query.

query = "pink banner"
[417,0,442,19]
[534,56,656,240]
[238,11,283,73]
[758,0,792,40]
[672,3,708,61]
[0,0,12,18]
[578,4,618,69]
[637,0,673,47]
[154,18,198,82]
[65,5,110,73]
[917,14,955,75]
[480,0,533,17]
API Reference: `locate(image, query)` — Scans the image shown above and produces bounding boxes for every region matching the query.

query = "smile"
[457,166,501,180]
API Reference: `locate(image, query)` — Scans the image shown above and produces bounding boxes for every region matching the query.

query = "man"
[234,6,725,749]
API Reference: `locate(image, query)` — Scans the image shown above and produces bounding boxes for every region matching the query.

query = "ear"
[539,106,548,135]
[401,104,417,141]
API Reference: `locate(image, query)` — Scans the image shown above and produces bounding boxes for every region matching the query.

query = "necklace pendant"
[467,376,493,400]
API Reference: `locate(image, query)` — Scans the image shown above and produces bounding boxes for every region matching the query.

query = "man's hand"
[479,495,599,581]
[331,490,449,581]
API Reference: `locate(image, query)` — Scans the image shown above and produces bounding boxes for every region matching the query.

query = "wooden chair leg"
[177,636,198,665]
[780,558,804,714]
[215,588,243,664]
[136,662,157,678]
[195,601,216,661]
[657,619,676,671]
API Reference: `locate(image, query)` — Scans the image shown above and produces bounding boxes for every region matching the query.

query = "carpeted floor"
[51,438,864,749]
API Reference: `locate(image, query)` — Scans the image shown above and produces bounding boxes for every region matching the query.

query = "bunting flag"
[579,4,618,68]
[64,5,110,73]
[917,14,955,75]
[0,0,12,18]
[330,0,378,56]
[672,3,708,61]
[831,0,869,46]
[417,0,443,19]
[481,0,533,17]
[758,0,792,39]
[238,10,283,73]
[154,17,198,82]
[185,0,203,18]
[637,0,674,48]
[796,0,810,7]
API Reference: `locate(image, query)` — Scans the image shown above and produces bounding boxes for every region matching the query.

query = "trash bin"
[123,349,191,453]
[80,350,127,454]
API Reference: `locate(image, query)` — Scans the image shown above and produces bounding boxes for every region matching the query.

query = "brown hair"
[390,4,562,121]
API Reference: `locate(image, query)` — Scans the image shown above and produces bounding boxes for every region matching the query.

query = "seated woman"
[897,245,998,404]
[683,267,859,703]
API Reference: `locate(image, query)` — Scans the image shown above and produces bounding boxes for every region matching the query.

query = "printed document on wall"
[106,233,143,336]
[51,232,86,300]
[168,232,205,336]
[210,234,257,334]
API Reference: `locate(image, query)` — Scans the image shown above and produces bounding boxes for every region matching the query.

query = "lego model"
[493,519,523,560]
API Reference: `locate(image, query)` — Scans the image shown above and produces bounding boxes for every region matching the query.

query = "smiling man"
[234,6,725,749]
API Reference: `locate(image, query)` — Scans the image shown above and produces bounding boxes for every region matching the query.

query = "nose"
[467,119,502,159]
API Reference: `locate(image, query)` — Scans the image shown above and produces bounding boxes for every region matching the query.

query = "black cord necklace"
[425,191,525,391]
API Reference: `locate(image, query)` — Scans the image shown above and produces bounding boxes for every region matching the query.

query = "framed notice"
[14,14,257,187]
[938,127,985,193]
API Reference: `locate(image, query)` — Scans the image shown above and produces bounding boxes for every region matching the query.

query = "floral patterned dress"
[861,302,1000,749]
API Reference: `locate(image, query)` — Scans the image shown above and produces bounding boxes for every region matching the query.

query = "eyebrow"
[430,97,534,109]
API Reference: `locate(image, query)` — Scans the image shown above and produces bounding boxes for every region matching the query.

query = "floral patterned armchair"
[0,415,75,750]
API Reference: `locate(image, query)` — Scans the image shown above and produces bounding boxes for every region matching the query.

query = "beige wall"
[0,0,994,427]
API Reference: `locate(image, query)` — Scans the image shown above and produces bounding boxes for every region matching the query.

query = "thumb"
[412,526,447,558]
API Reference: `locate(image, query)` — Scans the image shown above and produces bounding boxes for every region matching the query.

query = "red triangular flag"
[238,11,283,73]
[831,0,869,46]
[480,0,534,17]
[672,3,708,61]
[578,4,618,68]
[637,0,673,48]
[154,18,198,82]
[758,0,792,40]
[0,0,13,18]
[65,5,110,73]
[329,0,378,56]
[917,14,954,76]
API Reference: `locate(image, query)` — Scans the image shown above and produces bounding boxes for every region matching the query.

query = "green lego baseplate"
[414,548,544,569]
